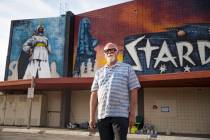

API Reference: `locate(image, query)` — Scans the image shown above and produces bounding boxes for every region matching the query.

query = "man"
[89,43,141,140]
[22,25,51,79]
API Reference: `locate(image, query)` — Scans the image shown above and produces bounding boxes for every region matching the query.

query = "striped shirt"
[91,62,141,119]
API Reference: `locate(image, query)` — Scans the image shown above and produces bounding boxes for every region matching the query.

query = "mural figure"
[74,18,99,76]
[22,25,51,79]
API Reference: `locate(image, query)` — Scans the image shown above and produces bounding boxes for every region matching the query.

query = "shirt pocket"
[113,72,128,85]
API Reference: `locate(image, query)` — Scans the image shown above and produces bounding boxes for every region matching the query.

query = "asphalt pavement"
[0,127,209,140]
[0,132,100,140]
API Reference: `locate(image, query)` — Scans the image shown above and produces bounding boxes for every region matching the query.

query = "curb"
[44,129,92,136]
[1,127,148,139]
[1,127,209,140]
[1,128,41,134]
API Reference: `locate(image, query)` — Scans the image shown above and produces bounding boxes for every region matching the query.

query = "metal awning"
[0,70,210,91]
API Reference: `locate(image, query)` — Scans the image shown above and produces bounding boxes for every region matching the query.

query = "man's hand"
[89,118,96,129]
[129,113,136,127]
[89,92,97,129]
[129,88,138,127]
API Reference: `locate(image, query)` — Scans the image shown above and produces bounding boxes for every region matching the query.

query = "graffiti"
[74,18,99,77]
[124,24,210,74]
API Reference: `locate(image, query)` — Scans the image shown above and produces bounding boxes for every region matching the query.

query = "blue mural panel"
[124,24,210,75]
[73,18,99,77]
[6,16,66,80]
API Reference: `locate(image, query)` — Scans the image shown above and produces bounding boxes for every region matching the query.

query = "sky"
[0,0,132,81]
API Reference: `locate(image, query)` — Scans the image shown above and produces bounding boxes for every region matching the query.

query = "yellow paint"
[117,53,123,62]
[97,53,124,68]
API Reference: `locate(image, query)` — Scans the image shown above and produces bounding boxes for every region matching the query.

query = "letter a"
[154,41,178,68]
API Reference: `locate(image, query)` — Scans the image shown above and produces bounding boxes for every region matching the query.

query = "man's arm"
[129,88,138,127]
[127,65,141,127]
[89,91,98,129]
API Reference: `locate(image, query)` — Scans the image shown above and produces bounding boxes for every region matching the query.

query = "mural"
[73,17,126,77]
[71,0,210,77]
[5,16,66,80]
[124,24,210,75]
[73,18,99,77]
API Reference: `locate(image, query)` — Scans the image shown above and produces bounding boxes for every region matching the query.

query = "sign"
[161,106,170,112]
[124,24,210,75]
[27,87,34,98]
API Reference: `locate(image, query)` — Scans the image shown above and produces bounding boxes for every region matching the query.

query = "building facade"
[0,0,210,136]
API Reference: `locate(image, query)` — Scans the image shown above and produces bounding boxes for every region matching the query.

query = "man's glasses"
[104,48,117,54]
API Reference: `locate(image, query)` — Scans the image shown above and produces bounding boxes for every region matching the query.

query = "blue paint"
[73,18,99,76]
[7,16,66,78]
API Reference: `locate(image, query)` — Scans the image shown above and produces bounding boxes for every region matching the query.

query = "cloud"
[0,0,58,81]
[69,0,133,14]
[0,0,133,81]
[0,0,58,19]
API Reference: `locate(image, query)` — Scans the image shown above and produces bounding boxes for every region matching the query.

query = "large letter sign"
[124,24,210,75]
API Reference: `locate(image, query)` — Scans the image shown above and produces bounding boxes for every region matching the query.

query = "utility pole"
[27,76,35,129]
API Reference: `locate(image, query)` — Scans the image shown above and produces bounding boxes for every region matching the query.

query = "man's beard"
[106,55,116,64]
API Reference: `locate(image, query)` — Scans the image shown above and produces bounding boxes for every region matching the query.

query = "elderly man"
[89,43,141,140]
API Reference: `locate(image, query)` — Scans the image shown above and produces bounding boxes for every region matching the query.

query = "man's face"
[104,44,118,64]
[104,48,117,55]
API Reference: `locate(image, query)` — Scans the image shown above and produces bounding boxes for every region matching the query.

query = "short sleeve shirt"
[91,62,141,119]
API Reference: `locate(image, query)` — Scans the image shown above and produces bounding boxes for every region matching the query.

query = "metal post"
[27,76,35,129]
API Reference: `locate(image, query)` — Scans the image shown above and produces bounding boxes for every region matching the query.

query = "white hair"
[104,43,118,51]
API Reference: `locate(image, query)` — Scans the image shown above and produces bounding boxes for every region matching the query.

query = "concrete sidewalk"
[0,126,209,140]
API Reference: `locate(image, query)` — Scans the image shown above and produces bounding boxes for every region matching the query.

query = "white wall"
[70,90,90,123]
[144,87,210,134]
